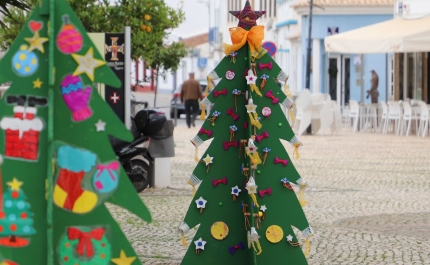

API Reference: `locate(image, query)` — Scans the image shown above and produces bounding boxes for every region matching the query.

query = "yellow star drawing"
[33,78,43,89]
[7,178,23,191]
[111,250,136,265]
[24,31,49,53]
[72,47,106,82]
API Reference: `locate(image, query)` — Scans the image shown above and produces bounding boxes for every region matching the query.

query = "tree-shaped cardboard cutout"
[0,0,152,263]
[178,2,313,264]
[0,178,36,247]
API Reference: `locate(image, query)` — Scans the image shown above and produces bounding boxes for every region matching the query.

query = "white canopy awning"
[324,17,430,54]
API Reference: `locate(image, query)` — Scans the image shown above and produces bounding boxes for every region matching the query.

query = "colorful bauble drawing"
[58,227,111,265]
[57,15,83,54]
[60,74,93,122]
[210,221,229,240]
[12,45,38,76]
[53,145,98,214]
[93,161,119,193]
[265,225,283,243]
[0,178,36,248]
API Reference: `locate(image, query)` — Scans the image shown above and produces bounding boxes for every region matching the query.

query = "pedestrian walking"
[180,72,203,128]
[366,70,379,103]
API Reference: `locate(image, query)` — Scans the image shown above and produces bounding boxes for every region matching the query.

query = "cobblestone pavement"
[109,121,430,265]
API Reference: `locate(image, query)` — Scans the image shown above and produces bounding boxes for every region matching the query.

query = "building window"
[269,0,272,17]
[274,0,277,16]
[227,0,230,21]
[264,0,267,18]
[182,61,187,82]
[390,55,394,99]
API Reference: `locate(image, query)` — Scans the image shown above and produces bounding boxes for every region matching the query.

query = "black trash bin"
[148,120,175,158]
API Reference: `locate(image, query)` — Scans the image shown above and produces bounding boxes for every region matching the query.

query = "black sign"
[104,33,125,123]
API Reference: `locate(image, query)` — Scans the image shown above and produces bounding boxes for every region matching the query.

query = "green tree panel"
[0,0,151,264]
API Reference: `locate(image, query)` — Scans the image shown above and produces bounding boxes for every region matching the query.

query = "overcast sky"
[164,0,209,41]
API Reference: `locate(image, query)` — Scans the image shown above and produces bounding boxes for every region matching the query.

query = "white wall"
[395,0,430,19]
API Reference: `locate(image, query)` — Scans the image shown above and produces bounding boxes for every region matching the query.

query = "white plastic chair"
[417,101,429,137]
[379,102,388,133]
[384,101,402,135]
[294,89,312,136]
[331,101,342,134]
[346,100,359,132]
[362,104,378,132]
[317,100,334,136]
[341,105,350,128]
[400,101,418,136]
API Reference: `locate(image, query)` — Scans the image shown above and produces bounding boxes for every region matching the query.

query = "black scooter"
[110,108,166,192]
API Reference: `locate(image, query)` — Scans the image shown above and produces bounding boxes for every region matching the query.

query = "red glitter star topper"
[229,0,266,30]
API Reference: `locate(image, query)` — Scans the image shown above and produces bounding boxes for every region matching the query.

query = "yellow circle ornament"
[265,225,284,243]
[210,221,229,240]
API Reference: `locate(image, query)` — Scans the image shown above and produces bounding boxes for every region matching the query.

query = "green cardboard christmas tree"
[0,0,151,264]
[178,2,313,264]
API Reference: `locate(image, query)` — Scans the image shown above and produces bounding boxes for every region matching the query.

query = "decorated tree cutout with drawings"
[0,0,152,263]
[178,1,313,265]
[0,178,35,247]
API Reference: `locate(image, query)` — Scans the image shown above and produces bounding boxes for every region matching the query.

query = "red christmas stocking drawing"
[53,145,98,214]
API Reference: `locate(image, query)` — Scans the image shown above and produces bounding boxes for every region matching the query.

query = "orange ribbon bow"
[223,26,267,61]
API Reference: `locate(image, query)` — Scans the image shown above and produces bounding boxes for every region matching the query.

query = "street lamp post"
[305,0,314,134]
[305,0,314,90]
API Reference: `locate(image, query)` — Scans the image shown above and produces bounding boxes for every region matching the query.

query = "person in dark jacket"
[180,73,203,128]
[366,70,379,103]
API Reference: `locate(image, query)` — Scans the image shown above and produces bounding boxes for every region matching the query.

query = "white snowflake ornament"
[245,69,257,85]
[202,154,213,166]
[245,177,258,194]
[249,227,261,242]
[245,138,258,154]
[194,237,206,251]
[245,98,257,113]
[195,197,207,208]
[260,205,267,212]
[231,185,241,196]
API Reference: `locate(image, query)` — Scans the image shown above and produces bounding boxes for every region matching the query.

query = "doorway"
[327,55,350,106]
[341,56,351,106]
[327,55,340,102]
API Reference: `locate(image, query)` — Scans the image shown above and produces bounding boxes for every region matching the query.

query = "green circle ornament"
[278,123,282,127]
[58,227,111,265]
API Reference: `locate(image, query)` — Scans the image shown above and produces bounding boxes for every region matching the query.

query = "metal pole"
[174,103,178,126]
[124,26,131,129]
[305,0,314,89]
[305,0,314,133]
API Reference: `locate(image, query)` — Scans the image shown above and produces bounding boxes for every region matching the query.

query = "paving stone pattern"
[109,125,430,265]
